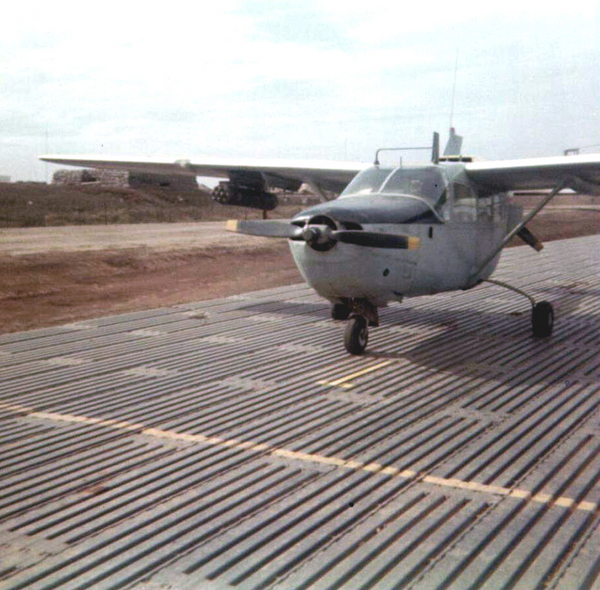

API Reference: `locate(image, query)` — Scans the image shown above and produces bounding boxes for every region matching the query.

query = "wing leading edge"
[465,154,600,193]
[39,154,369,194]
[40,151,600,196]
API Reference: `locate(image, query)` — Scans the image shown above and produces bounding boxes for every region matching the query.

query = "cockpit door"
[450,182,509,275]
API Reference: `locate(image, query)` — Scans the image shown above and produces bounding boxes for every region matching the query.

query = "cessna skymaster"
[41,130,600,355]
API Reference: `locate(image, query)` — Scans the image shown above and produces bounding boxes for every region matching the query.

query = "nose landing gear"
[338,298,379,355]
[331,301,351,321]
[344,316,369,355]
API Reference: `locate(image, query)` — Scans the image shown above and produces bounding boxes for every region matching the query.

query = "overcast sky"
[2,0,599,181]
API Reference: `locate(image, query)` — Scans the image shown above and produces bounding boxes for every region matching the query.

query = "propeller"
[332,230,419,249]
[226,219,420,250]
[226,219,303,239]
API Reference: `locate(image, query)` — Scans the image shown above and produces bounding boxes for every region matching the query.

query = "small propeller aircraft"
[41,130,600,354]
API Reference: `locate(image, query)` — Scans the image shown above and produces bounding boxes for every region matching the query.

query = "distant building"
[0,175,11,182]
[52,168,198,190]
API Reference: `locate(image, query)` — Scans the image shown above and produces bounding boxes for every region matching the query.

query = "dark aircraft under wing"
[465,154,600,193]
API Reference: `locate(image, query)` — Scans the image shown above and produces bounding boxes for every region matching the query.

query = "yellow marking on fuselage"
[317,360,392,389]
[1,400,596,513]
[408,236,421,250]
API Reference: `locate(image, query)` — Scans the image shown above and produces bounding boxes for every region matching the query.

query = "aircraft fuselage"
[288,163,516,307]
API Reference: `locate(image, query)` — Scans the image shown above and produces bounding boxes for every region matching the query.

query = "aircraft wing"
[465,154,600,194]
[39,154,369,194]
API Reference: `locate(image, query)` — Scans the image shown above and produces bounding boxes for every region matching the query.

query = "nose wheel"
[344,315,369,355]
[338,298,378,355]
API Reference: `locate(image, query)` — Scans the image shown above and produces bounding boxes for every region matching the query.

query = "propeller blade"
[332,230,420,250]
[226,219,303,239]
[227,220,420,250]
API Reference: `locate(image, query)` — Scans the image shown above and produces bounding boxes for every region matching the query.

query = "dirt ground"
[1,205,598,334]
[0,244,302,333]
[0,222,276,256]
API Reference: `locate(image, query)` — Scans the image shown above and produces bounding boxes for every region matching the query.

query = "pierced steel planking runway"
[0,235,599,590]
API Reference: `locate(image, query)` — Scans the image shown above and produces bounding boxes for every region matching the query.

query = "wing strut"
[304,178,331,202]
[470,176,572,282]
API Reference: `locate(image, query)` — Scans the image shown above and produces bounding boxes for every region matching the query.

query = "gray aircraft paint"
[289,162,510,306]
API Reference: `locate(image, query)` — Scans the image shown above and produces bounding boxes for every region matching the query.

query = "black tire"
[344,316,369,355]
[331,302,351,321]
[532,301,554,338]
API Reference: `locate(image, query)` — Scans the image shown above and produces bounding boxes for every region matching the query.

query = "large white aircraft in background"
[41,130,600,354]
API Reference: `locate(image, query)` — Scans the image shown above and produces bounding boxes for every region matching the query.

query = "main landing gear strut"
[484,279,554,338]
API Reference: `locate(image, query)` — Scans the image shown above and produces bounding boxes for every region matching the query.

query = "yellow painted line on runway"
[317,360,393,389]
[1,400,597,513]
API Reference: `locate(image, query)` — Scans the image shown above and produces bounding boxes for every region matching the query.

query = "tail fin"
[443,127,463,156]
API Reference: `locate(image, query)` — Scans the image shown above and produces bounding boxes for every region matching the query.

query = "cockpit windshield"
[339,168,391,198]
[340,165,448,209]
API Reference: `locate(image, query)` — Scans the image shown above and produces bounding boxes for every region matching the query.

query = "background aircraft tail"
[443,127,463,156]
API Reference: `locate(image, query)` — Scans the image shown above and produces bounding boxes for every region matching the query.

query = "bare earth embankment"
[1,195,598,334]
[0,244,302,333]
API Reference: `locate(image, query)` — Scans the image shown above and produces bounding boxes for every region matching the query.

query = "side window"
[492,193,507,225]
[478,194,494,223]
[477,191,508,224]
[452,183,477,222]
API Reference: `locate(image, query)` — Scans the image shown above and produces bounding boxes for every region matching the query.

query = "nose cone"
[301,226,320,243]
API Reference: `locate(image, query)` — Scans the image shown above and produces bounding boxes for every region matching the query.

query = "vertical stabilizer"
[443,127,463,156]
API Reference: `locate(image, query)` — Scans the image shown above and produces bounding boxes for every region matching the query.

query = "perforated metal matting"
[1,235,599,590]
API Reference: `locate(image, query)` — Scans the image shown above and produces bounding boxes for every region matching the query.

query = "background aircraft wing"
[39,155,369,195]
[465,154,600,194]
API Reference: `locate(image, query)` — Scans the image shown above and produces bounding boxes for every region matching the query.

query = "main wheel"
[344,316,369,355]
[331,302,351,321]
[532,301,554,338]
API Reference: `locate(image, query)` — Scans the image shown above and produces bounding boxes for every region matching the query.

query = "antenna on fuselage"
[432,132,440,164]
[443,48,463,157]
[449,48,459,131]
